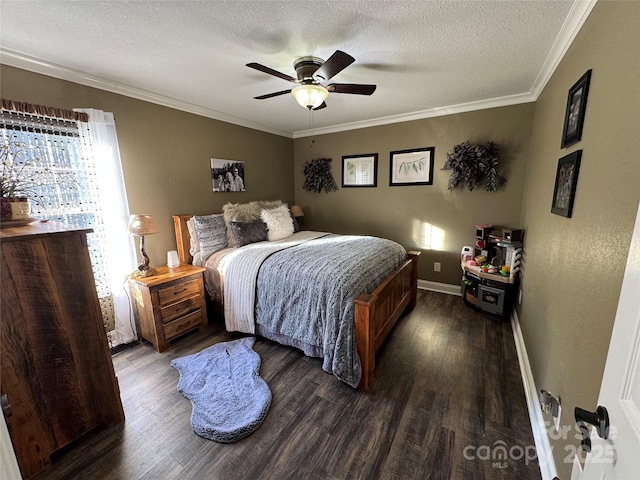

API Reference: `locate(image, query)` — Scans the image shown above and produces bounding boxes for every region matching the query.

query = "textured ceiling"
[0,1,595,138]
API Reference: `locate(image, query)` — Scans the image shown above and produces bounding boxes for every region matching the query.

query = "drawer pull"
[174,288,187,295]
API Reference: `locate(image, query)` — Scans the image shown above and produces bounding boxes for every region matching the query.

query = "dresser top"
[0,220,92,241]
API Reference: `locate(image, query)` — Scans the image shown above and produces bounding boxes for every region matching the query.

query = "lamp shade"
[290,205,304,217]
[128,214,158,236]
[291,84,329,109]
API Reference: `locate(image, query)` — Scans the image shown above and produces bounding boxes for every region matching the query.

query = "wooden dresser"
[0,221,125,479]
[128,264,207,352]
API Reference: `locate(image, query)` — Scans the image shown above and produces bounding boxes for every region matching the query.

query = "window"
[1,104,137,346]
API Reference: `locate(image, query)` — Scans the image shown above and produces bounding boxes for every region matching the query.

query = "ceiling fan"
[246,50,376,110]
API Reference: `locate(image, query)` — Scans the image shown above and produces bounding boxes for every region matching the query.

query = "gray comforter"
[242,233,407,387]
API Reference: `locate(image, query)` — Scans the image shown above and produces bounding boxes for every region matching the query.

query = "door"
[580,200,640,479]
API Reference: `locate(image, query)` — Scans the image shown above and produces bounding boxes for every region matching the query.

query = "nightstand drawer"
[158,279,200,306]
[161,295,201,323]
[164,310,203,340]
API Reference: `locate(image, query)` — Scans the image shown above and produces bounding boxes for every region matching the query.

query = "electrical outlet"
[553,405,562,432]
[434,262,441,272]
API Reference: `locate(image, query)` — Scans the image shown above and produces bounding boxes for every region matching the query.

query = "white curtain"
[75,108,138,345]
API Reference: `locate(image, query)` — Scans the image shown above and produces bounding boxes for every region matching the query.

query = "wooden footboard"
[354,251,420,390]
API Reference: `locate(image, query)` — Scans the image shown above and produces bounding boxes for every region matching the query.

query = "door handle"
[574,405,609,452]
[1,394,11,418]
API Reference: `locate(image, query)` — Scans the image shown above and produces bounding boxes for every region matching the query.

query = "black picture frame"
[561,69,592,148]
[389,146,435,186]
[341,153,378,187]
[551,150,582,218]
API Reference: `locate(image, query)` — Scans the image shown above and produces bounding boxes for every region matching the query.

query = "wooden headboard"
[172,214,195,265]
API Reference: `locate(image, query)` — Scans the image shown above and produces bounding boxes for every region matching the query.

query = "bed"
[172,203,419,390]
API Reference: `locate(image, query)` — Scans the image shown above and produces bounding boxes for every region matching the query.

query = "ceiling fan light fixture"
[291,84,328,109]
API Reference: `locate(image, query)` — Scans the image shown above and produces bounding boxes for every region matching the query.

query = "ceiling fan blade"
[313,50,355,82]
[246,62,296,83]
[327,83,377,95]
[313,102,327,111]
[254,89,292,100]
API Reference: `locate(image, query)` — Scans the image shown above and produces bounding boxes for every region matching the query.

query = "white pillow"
[261,205,294,241]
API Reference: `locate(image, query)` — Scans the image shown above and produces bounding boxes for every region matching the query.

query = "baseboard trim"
[510,309,558,480]
[418,279,461,296]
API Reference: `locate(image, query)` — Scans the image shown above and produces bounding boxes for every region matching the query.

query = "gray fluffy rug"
[170,337,271,443]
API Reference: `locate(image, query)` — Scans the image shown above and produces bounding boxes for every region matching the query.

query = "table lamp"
[290,205,304,230]
[128,214,158,278]
[290,205,304,218]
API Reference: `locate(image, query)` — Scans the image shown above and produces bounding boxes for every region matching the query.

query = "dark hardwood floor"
[35,291,541,480]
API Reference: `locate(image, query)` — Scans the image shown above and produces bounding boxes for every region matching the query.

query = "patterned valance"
[1,98,89,122]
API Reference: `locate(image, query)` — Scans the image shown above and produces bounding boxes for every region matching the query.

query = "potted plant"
[441,140,506,192]
[1,140,76,222]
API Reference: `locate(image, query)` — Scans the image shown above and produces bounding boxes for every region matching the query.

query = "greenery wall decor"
[302,157,339,193]
[441,140,506,192]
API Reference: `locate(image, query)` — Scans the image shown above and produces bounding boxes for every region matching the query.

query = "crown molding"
[2,46,532,139]
[0,49,291,138]
[529,0,598,99]
[292,92,536,138]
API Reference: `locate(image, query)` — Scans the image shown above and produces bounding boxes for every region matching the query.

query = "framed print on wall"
[342,153,378,187]
[389,146,435,186]
[211,158,245,192]
[561,69,592,148]
[551,150,582,218]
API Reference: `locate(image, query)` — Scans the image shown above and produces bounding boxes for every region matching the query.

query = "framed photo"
[389,147,435,186]
[561,69,592,148]
[342,153,378,187]
[551,150,582,218]
[211,158,245,192]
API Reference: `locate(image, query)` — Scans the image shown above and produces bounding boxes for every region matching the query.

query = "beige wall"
[293,104,534,284]
[519,1,640,477]
[0,65,294,266]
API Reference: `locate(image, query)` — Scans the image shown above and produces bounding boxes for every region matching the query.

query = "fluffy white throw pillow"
[261,205,294,241]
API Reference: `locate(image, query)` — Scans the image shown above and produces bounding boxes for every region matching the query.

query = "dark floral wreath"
[302,158,338,193]
[442,141,506,192]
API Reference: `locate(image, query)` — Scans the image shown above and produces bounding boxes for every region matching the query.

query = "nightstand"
[128,264,208,352]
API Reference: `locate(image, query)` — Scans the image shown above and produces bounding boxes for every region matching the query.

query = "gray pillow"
[227,220,268,248]
[193,214,228,260]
